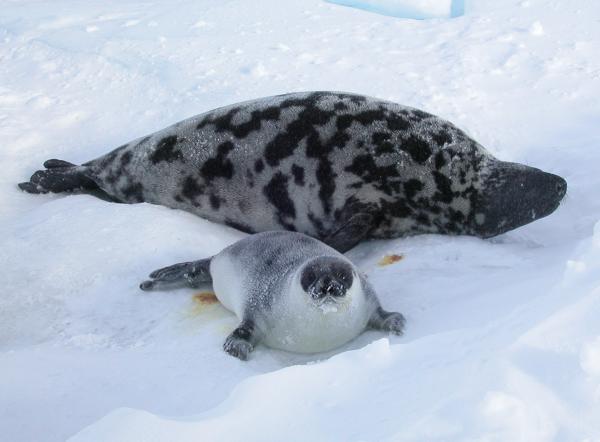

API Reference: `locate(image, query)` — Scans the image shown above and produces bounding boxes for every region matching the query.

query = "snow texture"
[1,0,600,441]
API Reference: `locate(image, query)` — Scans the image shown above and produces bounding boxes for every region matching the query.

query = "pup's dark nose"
[311,276,346,299]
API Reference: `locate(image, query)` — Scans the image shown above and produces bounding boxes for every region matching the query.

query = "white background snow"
[1,0,600,440]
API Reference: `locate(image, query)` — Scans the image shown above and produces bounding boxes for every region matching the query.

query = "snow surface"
[1,0,600,440]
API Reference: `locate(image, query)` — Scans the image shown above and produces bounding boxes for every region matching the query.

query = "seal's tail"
[18,159,99,194]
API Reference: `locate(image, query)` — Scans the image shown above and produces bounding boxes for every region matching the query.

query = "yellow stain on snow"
[188,291,220,316]
[377,254,404,266]
[179,291,233,335]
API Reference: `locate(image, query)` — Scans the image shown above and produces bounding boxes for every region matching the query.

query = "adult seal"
[140,231,405,360]
[19,91,567,252]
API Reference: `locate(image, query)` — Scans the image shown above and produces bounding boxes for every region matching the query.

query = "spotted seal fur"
[19,91,567,252]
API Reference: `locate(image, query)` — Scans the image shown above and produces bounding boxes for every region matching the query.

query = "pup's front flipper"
[368,307,406,335]
[223,320,261,361]
[140,258,212,291]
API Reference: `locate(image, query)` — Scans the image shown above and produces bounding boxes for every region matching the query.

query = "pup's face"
[300,257,354,305]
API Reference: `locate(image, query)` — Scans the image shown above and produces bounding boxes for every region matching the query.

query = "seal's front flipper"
[368,307,406,335]
[223,319,260,361]
[324,212,376,253]
[18,160,98,194]
[140,258,212,291]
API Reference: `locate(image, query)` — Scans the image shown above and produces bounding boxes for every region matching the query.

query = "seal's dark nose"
[472,161,567,238]
[555,175,567,198]
[311,276,346,300]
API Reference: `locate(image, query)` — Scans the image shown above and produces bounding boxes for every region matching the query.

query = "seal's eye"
[300,267,318,292]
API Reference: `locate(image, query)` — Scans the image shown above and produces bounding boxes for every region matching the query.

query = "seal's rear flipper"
[18,160,98,194]
[140,258,213,291]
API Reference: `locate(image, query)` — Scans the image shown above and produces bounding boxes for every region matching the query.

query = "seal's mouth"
[313,294,346,314]
[314,294,341,305]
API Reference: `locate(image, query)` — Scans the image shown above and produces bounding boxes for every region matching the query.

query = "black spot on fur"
[354,109,387,126]
[433,171,453,203]
[264,101,332,166]
[196,104,280,139]
[380,198,412,218]
[325,130,350,151]
[120,151,132,166]
[416,197,442,215]
[372,132,390,144]
[338,108,411,134]
[195,117,211,131]
[218,106,281,138]
[122,182,144,201]
[375,142,394,154]
[433,131,452,147]
[279,91,328,109]
[387,114,411,131]
[449,208,465,223]
[209,194,221,210]
[400,135,432,164]
[150,136,182,164]
[264,172,296,226]
[316,159,336,214]
[308,212,326,236]
[348,94,367,103]
[291,164,305,186]
[345,155,400,194]
[254,159,265,173]
[336,115,354,130]
[404,179,424,200]
[201,141,235,182]
[182,176,204,200]
[372,132,394,154]
[334,102,348,111]
[305,131,323,158]
[435,151,447,170]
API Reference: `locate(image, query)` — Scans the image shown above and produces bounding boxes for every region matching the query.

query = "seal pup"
[19,92,567,252]
[140,231,405,360]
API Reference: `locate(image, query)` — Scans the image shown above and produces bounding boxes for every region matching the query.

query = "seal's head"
[299,257,354,305]
[472,161,567,237]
